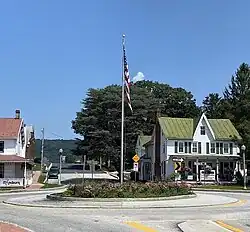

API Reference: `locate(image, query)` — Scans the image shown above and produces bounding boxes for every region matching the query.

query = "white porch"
[165,154,240,183]
[0,161,33,188]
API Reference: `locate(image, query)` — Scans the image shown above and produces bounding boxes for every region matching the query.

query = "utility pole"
[41,128,45,172]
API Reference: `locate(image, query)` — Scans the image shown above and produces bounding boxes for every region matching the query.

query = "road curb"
[46,193,196,202]
[0,185,67,194]
[193,188,250,193]
[3,193,240,209]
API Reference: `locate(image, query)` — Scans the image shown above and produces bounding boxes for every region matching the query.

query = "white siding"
[0,140,17,155]
[193,117,214,154]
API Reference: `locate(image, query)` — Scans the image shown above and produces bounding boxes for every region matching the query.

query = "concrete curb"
[0,185,67,194]
[3,193,239,209]
[46,193,196,202]
[193,188,250,193]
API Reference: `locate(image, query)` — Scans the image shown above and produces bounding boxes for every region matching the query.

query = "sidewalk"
[0,222,31,232]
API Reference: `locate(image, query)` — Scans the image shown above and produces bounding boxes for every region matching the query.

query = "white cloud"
[132,72,145,83]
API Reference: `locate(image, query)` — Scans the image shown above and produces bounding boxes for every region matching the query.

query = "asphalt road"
[0,190,250,231]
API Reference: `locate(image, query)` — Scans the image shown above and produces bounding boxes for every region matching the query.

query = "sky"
[1,0,250,140]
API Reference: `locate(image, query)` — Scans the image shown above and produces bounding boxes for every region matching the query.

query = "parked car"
[48,167,59,179]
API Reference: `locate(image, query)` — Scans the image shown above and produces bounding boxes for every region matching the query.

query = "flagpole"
[120,34,125,184]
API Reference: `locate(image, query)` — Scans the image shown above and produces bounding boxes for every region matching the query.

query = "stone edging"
[46,193,196,202]
[192,188,250,193]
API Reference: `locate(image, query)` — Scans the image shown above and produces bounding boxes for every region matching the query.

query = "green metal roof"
[208,119,242,141]
[139,135,152,146]
[158,117,194,139]
[158,116,242,141]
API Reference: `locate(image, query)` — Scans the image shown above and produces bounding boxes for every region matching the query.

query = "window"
[0,163,4,178]
[192,142,197,153]
[179,142,184,153]
[224,143,229,154]
[200,126,205,135]
[0,141,3,152]
[210,143,215,153]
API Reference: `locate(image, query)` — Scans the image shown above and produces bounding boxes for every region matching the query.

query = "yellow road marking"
[215,220,243,232]
[223,199,247,207]
[125,221,157,232]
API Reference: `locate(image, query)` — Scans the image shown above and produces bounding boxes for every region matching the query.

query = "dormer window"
[200,126,205,135]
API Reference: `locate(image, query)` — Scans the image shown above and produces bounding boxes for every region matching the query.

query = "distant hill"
[35,139,78,163]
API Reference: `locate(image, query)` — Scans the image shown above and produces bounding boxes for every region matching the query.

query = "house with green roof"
[143,113,242,183]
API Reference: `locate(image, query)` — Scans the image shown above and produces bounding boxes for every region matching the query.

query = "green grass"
[38,174,46,184]
[42,183,61,189]
[196,185,250,190]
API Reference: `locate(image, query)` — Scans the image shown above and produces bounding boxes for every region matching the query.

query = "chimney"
[15,110,20,119]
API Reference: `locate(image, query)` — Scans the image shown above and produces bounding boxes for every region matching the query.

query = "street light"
[59,148,63,185]
[241,145,247,190]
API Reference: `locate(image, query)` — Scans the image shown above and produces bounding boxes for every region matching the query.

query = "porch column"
[216,158,219,182]
[24,161,27,188]
[196,157,199,182]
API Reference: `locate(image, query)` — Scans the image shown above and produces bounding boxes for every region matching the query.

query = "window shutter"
[198,142,201,154]
[216,143,219,154]
[184,142,188,153]
[230,143,233,154]
[175,141,178,153]
[188,142,191,153]
[206,142,209,154]
[220,143,223,154]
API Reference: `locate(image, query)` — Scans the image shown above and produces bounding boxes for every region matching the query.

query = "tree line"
[72,63,250,169]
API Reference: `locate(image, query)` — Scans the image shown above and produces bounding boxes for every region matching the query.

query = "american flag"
[123,42,132,112]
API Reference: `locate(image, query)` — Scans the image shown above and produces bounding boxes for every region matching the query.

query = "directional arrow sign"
[174,162,181,171]
[173,158,184,162]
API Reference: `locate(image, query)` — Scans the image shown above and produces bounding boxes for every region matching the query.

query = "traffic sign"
[132,154,140,162]
[173,158,184,162]
[174,162,181,171]
[133,162,139,172]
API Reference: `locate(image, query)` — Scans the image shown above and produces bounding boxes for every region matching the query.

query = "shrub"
[63,180,192,198]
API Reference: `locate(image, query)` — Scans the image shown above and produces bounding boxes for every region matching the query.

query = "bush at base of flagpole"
[61,180,192,198]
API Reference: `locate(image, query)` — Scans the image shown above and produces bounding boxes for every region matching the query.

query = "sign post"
[173,158,183,181]
[132,154,140,181]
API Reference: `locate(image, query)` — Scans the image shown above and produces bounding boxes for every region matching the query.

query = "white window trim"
[192,142,198,153]
[178,142,184,153]
[224,143,229,154]
[210,142,216,154]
